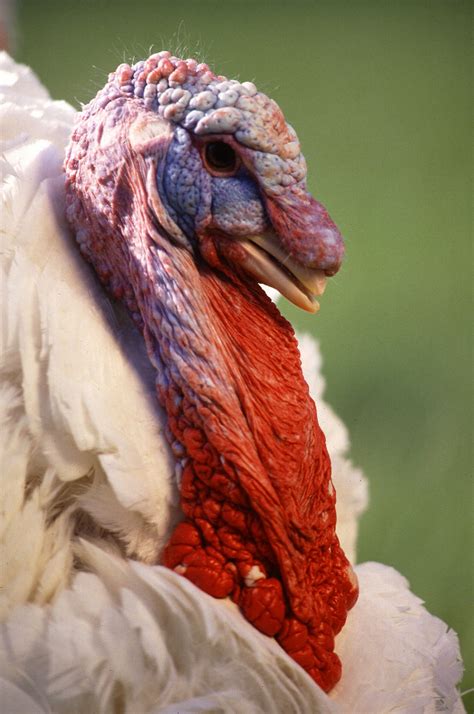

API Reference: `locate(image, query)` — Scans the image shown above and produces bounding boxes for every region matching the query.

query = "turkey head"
[65,52,357,693]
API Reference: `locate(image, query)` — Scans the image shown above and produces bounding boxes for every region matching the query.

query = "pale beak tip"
[306,299,320,314]
[295,295,320,314]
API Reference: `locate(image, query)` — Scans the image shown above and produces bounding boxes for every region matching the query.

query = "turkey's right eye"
[203,142,239,176]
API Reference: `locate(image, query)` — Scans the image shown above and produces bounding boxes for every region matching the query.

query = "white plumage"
[0,52,465,713]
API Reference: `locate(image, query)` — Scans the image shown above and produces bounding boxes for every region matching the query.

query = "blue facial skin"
[210,173,268,236]
[162,127,268,242]
[162,128,205,237]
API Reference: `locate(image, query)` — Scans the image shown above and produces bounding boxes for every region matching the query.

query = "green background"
[12,0,472,705]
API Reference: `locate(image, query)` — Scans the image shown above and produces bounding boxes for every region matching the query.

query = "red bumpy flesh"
[159,277,358,693]
[162,355,358,693]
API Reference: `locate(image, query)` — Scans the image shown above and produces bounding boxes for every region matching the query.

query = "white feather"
[1,50,179,574]
[0,51,465,713]
[333,563,465,713]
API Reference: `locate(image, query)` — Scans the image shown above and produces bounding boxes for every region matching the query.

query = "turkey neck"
[123,224,337,623]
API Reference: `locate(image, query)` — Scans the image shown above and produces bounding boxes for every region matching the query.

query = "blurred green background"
[10,0,472,704]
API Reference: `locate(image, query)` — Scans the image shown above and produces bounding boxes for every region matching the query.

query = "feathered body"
[0,52,465,712]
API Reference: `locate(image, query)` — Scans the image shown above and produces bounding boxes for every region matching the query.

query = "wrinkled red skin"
[64,84,358,693]
[160,265,358,692]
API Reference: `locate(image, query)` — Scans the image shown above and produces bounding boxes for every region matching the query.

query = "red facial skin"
[64,70,357,694]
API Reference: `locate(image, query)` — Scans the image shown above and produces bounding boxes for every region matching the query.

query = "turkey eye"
[204,142,239,175]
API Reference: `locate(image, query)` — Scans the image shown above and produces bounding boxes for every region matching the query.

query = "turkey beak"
[239,188,344,313]
[239,232,327,313]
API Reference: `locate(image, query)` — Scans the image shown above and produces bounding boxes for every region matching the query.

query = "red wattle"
[240,578,286,637]
[160,272,358,693]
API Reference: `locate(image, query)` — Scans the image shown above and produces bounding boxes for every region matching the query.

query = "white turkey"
[0,51,465,713]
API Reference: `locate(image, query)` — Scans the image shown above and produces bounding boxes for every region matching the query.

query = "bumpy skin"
[64,52,357,692]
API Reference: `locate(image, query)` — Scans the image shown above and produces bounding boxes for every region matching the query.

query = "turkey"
[0,51,466,713]
[64,50,358,693]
